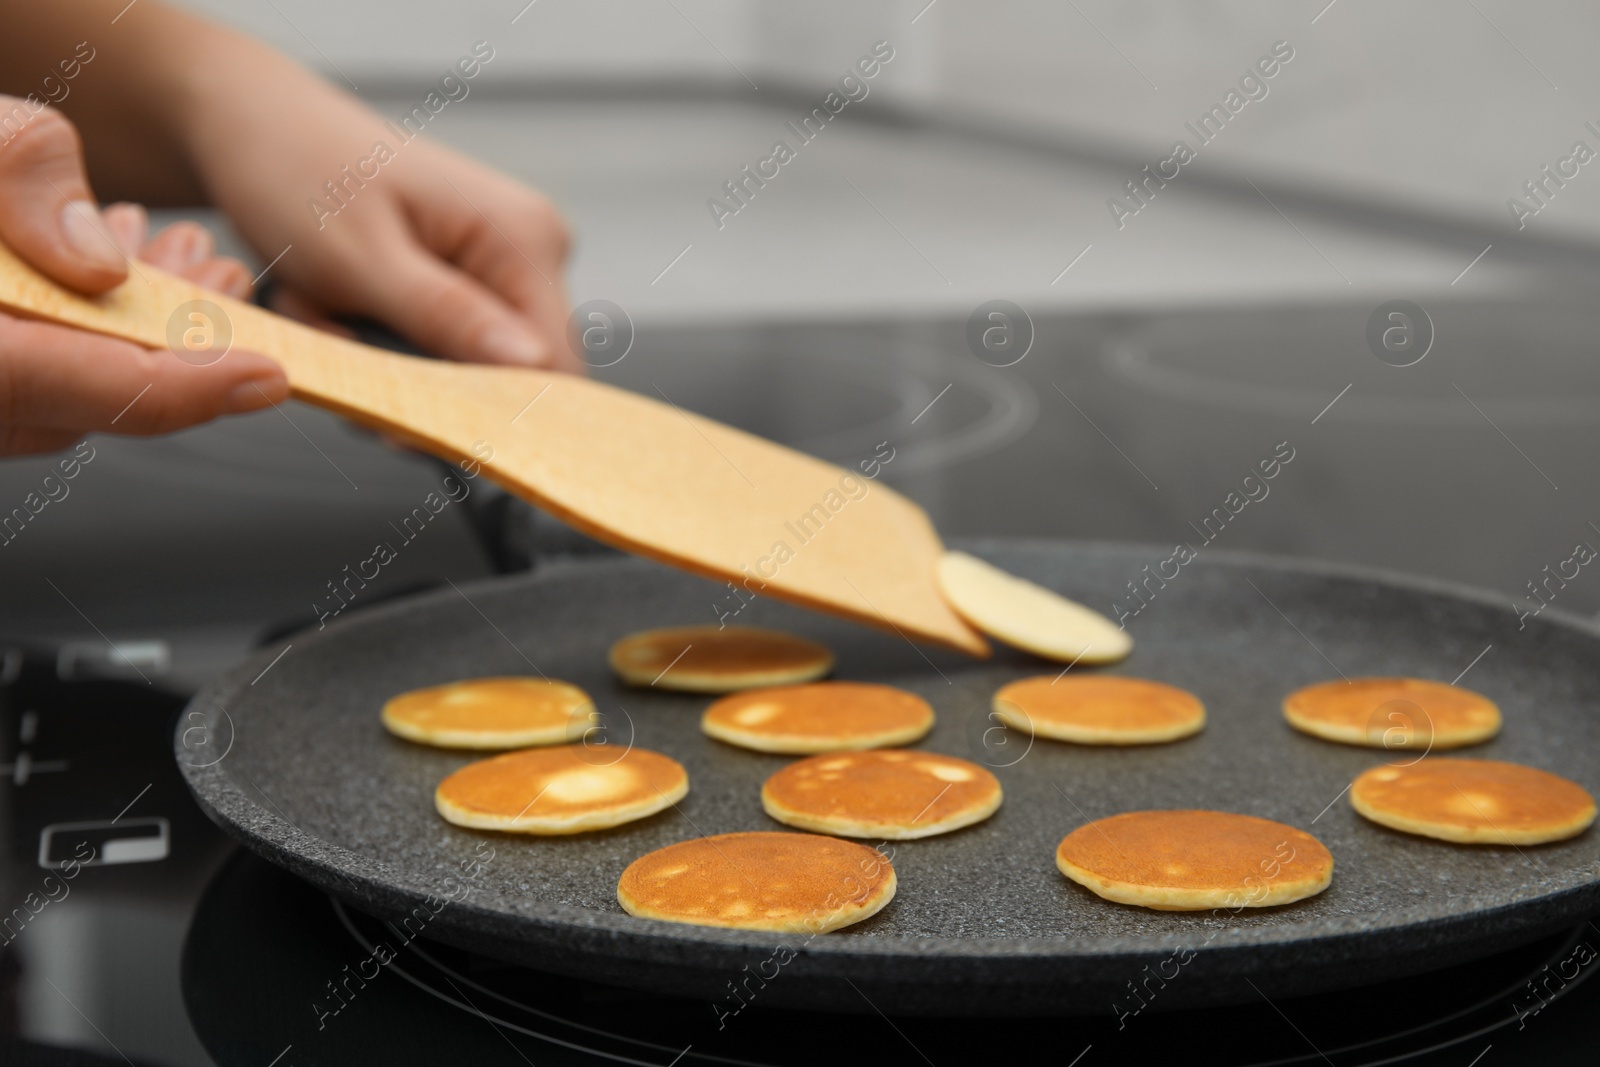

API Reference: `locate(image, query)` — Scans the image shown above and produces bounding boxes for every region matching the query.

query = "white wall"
[179,0,759,82]
[917,0,1600,240]
[174,0,1600,241]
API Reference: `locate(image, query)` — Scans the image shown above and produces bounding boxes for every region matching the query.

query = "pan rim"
[176,538,1600,968]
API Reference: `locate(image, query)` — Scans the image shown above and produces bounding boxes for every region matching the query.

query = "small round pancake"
[935,551,1131,664]
[762,750,1002,839]
[1350,759,1597,844]
[382,677,597,749]
[1283,677,1501,750]
[435,745,687,835]
[617,831,894,932]
[1056,811,1333,911]
[702,682,934,754]
[993,675,1204,745]
[609,625,834,693]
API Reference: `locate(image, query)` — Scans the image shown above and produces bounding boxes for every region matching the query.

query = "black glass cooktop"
[3,298,1600,1063]
[181,849,1600,1066]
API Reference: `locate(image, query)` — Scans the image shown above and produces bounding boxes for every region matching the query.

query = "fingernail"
[478,325,548,366]
[59,201,125,273]
[102,202,148,258]
[224,377,285,414]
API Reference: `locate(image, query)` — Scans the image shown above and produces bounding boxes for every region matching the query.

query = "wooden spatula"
[0,241,987,656]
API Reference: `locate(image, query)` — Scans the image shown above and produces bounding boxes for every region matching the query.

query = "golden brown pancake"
[1056,810,1333,911]
[435,745,687,834]
[935,551,1132,664]
[702,682,934,754]
[617,831,894,932]
[382,677,596,749]
[761,750,1002,839]
[993,675,1204,745]
[609,625,834,692]
[1282,677,1500,750]
[1350,759,1596,844]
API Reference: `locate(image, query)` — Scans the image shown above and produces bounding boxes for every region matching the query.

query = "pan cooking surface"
[178,541,1600,1014]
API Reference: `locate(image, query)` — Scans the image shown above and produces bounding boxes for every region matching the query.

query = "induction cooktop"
[4,299,1600,1064]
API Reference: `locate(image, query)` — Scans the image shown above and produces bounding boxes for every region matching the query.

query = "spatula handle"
[0,237,406,417]
[0,238,988,655]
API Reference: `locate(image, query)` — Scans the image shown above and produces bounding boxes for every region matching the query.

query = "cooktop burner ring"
[324,888,1600,1067]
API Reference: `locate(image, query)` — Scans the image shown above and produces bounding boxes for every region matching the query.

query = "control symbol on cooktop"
[38,817,170,868]
[1,710,69,786]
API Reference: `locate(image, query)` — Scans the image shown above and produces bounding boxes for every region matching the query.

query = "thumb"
[0,97,127,293]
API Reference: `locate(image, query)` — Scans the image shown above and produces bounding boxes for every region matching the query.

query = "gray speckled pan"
[177,541,1600,1016]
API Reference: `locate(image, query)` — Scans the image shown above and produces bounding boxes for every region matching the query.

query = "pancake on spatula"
[1056,810,1333,911]
[702,682,933,754]
[762,750,1001,839]
[993,675,1203,745]
[935,551,1131,664]
[609,625,833,692]
[1350,758,1596,844]
[382,677,596,749]
[1283,677,1500,749]
[617,831,894,932]
[435,745,687,834]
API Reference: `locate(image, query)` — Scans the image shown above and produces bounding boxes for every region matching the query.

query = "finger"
[0,98,127,292]
[184,257,254,301]
[451,223,583,373]
[0,425,84,458]
[355,236,551,366]
[102,203,149,259]
[528,272,583,374]
[139,219,212,273]
[446,208,565,319]
[406,183,577,369]
[0,312,288,434]
[139,222,252,298]
[268,287,356,338]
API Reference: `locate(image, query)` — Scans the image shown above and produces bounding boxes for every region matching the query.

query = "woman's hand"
[0,0,580,461]
[173,34,581,372]
[0,97,288,456]
[231,138,579,373]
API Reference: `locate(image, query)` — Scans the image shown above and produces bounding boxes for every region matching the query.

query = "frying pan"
[175,541,1600,1015]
